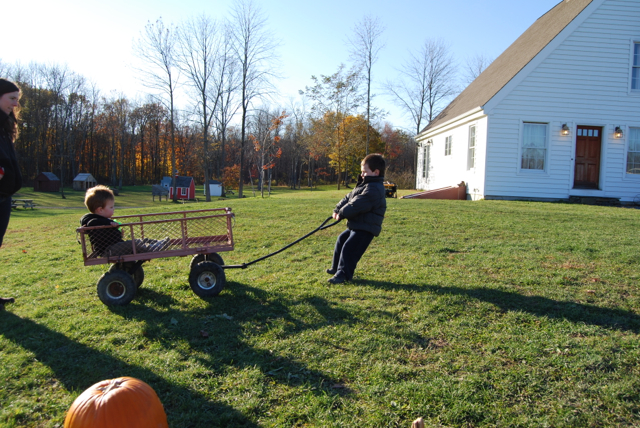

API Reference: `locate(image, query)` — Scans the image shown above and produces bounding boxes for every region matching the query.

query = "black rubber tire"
[190,253,224,270]
[109,263,144,288]
[188,261,225,298]
[97,269,137,306]
[132,266,144,287]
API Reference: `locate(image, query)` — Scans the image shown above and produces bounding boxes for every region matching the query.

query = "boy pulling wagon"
[327,154,387,284]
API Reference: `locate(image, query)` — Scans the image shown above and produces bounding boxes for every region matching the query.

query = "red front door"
[573,126,602,189]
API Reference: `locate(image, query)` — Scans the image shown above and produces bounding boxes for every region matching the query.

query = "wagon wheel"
[109,262,145,288]
[190,253,224,270]
[132,265,144,287]
[188,261,226,298]
[97,269,137,306]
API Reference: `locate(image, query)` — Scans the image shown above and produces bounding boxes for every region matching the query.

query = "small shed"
[204,179,224,197]
[161,176,172,189]
[73,173,97,191]
[169,176,196,200]
[33,172,60,192]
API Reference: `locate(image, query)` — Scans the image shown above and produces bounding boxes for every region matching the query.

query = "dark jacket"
[334,175,386,236]
[0,112,22,197]
[80,213,123,255]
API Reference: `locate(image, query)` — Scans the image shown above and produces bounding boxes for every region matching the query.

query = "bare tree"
[229,0,280,197]
[249,108,285,197]
[347,15,385,155]
[176,14,223,202]
[134,18,181,201]
[285,96,310,189]
[385,38,458,135]
[0,60,13,78]
[44,64,87,198]
[462,53,494,86]
[213,23,241,178]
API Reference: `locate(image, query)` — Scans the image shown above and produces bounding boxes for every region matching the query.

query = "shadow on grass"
[0,311,259,427]
[363,280,640,333]
[110,280,355,395]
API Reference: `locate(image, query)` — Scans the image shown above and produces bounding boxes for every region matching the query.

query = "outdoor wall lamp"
[561,124,570,136]
[614,126,624,139]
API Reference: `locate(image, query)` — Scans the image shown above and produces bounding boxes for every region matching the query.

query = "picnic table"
[151,185,169,201]
[11,199,37,209]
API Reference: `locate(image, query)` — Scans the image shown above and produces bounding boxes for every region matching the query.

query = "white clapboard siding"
[417,0,640,201]
[416,115,487,199]
[485,0,640,200]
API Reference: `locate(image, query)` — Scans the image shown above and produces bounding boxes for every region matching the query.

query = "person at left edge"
[0,78,23,310]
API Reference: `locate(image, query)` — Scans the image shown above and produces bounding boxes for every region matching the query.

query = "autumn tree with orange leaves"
[304,64,364,189]
[221,164,240,193]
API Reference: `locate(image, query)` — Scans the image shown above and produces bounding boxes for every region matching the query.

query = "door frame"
[570,124,607,194]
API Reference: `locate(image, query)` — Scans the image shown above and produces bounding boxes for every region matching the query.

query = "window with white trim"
[521,123,547,170]
[627,127,640,174]
[181,187,187,196]
[421,145,427,179]
[445,135,452,156]
[633,43,640,90]
[467,125,476,169]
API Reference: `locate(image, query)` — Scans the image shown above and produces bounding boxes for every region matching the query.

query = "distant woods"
[2,1,492,192]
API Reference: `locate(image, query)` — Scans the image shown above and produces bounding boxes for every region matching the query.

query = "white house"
[416,0,640,202]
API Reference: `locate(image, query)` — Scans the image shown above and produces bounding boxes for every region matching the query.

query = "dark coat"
[0,112,22,197]
[80,213,123,255]
[334,175,386,236]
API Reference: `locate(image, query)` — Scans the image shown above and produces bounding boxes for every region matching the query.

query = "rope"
[224,216,341,269]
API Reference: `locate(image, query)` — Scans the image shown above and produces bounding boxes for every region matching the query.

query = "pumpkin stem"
[97,379,125,394]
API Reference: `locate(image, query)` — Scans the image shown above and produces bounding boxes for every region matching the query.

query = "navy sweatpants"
[331,229,375,281]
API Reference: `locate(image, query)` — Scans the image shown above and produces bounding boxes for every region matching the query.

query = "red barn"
[33,172,61,192]
[168,176,196,200]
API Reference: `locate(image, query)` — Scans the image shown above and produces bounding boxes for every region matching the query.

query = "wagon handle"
[223,216,342,269]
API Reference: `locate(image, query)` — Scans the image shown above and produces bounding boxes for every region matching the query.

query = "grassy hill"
[1,187,639,427]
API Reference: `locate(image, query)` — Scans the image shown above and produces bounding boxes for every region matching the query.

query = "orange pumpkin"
[64,377,168,428]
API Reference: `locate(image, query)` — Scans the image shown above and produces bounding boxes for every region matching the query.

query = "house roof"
[206,180,222,185]
[38,172,60,181]
[422,0,593,134]
[73,173,96,182]
[174,176,194,188]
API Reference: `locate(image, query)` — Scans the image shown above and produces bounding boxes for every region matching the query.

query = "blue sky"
[5,0,561,132]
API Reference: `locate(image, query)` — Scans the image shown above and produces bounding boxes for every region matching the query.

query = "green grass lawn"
[1,187,640,427]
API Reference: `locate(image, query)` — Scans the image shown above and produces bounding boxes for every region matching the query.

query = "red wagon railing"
[77,208,235,266]
[77,208,235,306]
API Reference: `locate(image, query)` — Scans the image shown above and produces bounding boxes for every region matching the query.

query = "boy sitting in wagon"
[80,185,168,257]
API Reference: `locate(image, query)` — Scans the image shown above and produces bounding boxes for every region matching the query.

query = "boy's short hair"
[363,153,386,177]
[84,185,115,213]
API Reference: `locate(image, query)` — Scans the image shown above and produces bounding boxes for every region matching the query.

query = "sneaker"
[326,268,336,275]
[327,274,347,285]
